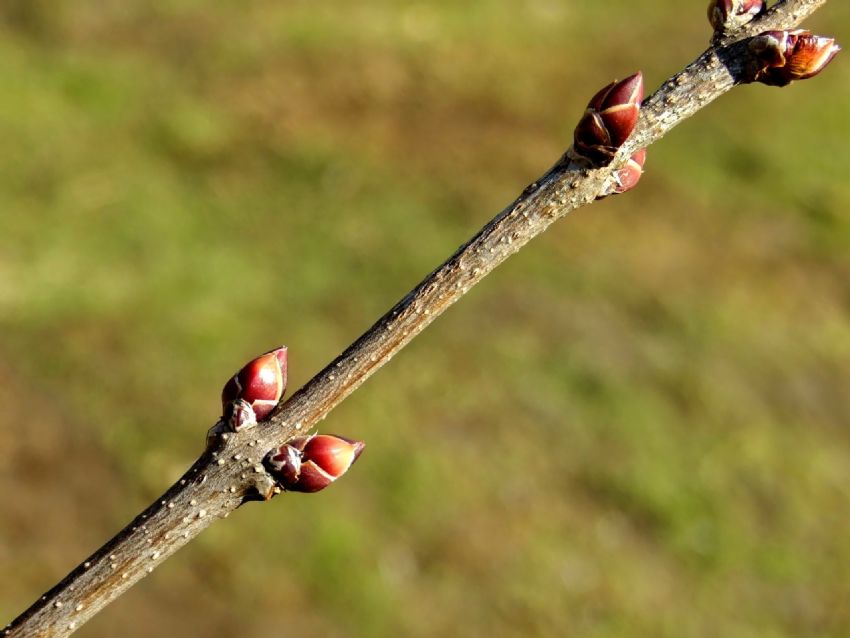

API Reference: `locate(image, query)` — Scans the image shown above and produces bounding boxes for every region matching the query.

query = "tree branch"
[3,1,833,636]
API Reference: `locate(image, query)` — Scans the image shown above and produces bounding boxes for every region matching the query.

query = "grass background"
[1,1,849,636]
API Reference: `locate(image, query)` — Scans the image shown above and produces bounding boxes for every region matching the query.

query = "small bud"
[222,399,257,432]
[221,346,288,431]
[750,30,841,87]
[266,434,366,493]
[269,442,302,486]
[707,0,764,32]
[574,72,643,165]
[609,148,647,196]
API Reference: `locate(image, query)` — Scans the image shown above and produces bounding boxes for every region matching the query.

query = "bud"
[573,72,643,165]
[707,0,764,32]
[222,399,256,432]
[266,434,366,493]
[750,30,841,87]
[607,148,647,196]
[221,346,288,431]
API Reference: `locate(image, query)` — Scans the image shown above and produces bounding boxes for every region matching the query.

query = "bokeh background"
[2,2,849,637]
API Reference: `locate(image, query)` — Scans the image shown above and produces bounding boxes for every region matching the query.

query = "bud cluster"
[749,30,841,87]
[266,434,365,493]
[211,348,365,495]
[707,0,764,32]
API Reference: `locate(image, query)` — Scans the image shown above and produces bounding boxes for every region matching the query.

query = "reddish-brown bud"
[574,72,643,165]
[611,148,647,196]
[707,0,764,32]
[595,149,647,200]
[222,399,257,431]
[750,30,841,87]
[266,434,365,493]
[221,346,288,431]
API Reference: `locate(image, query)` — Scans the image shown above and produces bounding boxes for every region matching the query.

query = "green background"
[1,2,849,636]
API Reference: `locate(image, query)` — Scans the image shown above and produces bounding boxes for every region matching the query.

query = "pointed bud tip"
[267,346,288,370]
[574,71,644,166]
[303,434,365,476]
[619,72,644,105]
[601,72,643,111]
[752,30,841,86]
[807,36,841,67]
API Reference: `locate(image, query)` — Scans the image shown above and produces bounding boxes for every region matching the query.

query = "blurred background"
[1,1,849,637]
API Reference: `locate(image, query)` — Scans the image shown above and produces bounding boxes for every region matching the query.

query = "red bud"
[612,148,647,195]
[221,346,288,431]
[596,149,647,199]
[707,0,764,32]
[266,434,366,493]
[574,72,643,165]
[750,30,841,87]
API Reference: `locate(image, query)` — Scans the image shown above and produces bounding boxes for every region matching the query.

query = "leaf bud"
[609,148,647,196]
[266,434,366,493]
[707,0,764,32]
[573,72,644,165]
[750,30,841,87]
[221,346,288,431]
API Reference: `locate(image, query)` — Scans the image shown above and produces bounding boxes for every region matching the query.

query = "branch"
[3,1,833,636]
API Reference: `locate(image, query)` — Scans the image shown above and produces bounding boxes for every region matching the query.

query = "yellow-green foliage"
[1,2,849,637]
